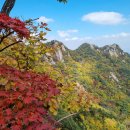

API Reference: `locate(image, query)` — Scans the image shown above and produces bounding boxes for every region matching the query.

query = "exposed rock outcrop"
[101,44,124,57]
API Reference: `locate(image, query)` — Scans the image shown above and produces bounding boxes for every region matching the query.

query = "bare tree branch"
[0,40,22,52]
[57,112,78,123]
[0,31,14,44]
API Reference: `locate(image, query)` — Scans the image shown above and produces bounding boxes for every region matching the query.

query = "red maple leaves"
[0,13,30,38]
[0,65,60,130]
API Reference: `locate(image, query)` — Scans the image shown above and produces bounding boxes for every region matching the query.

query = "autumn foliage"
[0,13,30,38]
[0,65,60,130]
[0,12,100,130]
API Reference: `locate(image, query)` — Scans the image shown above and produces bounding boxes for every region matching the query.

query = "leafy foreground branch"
[0,13,30,52]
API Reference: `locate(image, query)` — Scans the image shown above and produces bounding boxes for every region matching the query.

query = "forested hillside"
[44,40,130,130]
[0,0,130,130]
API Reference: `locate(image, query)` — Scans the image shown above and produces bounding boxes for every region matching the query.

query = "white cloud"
[101,32,130,38]
[57,29,78,38]
[65,37,79,41]
[82,12,126,25]
[67,29,79,33]
[51,32,130,53]
[65,36,92,41]
[57,31,70,38]
[72,32,130,43]
[37,16,54,23]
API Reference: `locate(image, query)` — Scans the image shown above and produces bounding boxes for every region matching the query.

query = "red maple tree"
[0,65,60,130]
[0,13,30,52]
[0,13,30,38]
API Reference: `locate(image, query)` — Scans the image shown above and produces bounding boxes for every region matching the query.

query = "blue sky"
[1,0,130,52]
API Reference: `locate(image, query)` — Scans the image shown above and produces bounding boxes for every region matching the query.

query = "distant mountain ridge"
[45,40,130,92]
[45,40,130,64]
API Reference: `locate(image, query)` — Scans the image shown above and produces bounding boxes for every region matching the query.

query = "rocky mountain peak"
[43,41,128,64]
[101,43,124,57]
[48,40,67,52]
[42,40,71,64]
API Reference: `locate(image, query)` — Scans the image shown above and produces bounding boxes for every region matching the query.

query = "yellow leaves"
[80,114,85,120]
[0,38,11,49]
[0,77,15,91]
[56,128,62,130]
[34,62,66,84]
[58,85,80,112]
[91,103,102,109]
[0,57,5,65]
[5,82,12,90]
[80,116,103,130]
[57,81,95,113]
[114,92,127,100]
[39,31,46,39]
[104,118,119,130]
[0,32,50,70]
[0,55,17,67]
[0,77,8,86]
[68,100,80,112]
[49,98,58,115]
[6,58,17,67]
[49,107,57,115]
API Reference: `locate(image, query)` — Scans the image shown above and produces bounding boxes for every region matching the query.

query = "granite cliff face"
[42,40,71,64]
[101,44,124,57]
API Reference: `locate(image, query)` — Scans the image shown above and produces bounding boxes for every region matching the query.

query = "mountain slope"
[44,40,130,130]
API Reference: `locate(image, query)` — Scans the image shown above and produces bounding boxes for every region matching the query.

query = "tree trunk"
[1,0,16,15]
